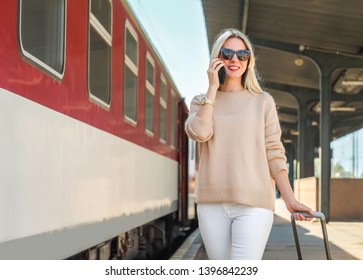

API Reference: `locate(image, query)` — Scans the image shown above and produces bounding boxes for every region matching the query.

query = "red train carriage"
[0,0,192,259]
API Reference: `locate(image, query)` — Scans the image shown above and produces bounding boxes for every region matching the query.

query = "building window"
[170,90,177,148]
[19,0,65,78]
[88,0,112,106]
[145,53,155,134]
[124,20,138,124]
[331,128,363,178]
[159,74,167,142]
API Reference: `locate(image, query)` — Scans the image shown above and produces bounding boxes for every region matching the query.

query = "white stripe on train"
[0,88,178,258]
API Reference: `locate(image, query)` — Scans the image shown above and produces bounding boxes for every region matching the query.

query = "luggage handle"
[291,211,332,260]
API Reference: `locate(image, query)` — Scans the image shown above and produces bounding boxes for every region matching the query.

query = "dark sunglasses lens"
[236,50,250,61]
[220,49,233,60]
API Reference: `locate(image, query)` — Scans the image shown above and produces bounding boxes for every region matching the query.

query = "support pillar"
[319,72,332,220]
[298,104,317,178]
[286,142,295,188]
[298,104,308,178]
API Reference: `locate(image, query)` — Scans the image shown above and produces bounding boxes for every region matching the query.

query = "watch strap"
[201,97,215,107]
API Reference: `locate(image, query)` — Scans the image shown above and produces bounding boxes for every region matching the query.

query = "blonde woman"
[185,28,312,260]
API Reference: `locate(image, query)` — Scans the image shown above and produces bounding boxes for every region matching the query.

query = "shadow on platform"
[172,199,363,260]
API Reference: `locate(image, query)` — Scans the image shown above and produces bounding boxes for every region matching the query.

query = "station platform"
[171,198,363,260]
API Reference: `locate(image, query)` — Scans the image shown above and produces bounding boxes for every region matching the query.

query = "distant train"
[0,0,194,259]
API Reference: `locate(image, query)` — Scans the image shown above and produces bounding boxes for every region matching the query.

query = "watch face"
[200,96,215,107]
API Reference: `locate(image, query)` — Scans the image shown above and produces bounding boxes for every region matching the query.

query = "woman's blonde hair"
[211,28,264,94]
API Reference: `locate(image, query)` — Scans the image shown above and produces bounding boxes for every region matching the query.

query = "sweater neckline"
[217,90,248,96]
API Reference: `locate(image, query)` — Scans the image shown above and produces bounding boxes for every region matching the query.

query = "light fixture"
[312,104,355,113]
[290,129,299,136]
[283,139,293,143]
[330,107,355,112]
[342,80,363,86]
[294,57,304,66]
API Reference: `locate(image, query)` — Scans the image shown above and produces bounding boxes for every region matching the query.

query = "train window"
[19,0,65,78]
[90,0,111,34]
[170,90,177,148]
[146,54,155,88]
[88,0,112,107]
[159,74,167,143]
[145,53,155,134]
[124,20,139,124]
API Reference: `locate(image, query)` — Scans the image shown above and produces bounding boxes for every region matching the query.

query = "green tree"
[331,162,353,178]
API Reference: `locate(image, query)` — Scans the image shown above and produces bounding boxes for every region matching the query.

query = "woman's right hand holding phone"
[196,59,224,121]
[207,58,225,93]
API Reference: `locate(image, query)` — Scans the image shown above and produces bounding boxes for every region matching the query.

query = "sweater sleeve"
[184,95,213,142]
[264,94,288,177]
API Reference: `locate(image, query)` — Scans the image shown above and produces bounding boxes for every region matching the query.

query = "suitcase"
[290,211,332,260]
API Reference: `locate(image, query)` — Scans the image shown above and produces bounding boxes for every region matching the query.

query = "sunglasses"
[219,48,250,61]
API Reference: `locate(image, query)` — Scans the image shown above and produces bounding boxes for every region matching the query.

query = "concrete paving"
[263,198,363,260]
[172,198,363,260]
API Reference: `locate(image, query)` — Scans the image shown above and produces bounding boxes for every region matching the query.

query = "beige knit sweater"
[185,90,287,210]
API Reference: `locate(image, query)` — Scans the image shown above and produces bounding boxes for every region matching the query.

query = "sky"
[126,0,210,108]
[126,1,363,178]
[331,128,363,178]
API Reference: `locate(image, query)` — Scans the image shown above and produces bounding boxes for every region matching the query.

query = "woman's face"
[220,37,249,80]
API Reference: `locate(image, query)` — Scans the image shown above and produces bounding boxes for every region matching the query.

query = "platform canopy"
[201,0,363,142]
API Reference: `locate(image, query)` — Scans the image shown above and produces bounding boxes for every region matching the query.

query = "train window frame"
[159,73,167,144]
[87,0,113,109]
[145,52,155,136]
[18,0,66,80]
[123,20,139,126]
[169,89,177,149]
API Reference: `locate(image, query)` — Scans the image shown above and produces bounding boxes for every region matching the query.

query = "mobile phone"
[218,66,226,85]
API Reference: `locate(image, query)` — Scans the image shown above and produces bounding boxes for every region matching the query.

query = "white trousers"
[197,203,274,260]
